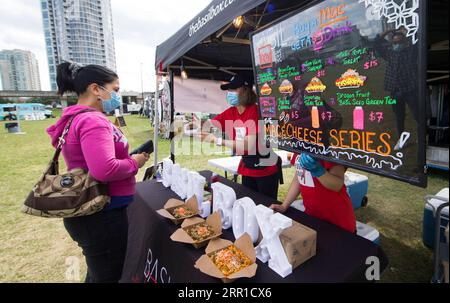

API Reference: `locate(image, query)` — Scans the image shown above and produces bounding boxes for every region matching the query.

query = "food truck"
[0,103,53,121]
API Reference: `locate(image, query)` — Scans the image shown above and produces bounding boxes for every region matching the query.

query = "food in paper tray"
[208,245,252,276]
[185,222,216,242]
[171,206,196,219]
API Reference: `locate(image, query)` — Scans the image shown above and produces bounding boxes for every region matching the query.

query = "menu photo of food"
[260,97,276,118]
[335,69,367,89]
[279,79,294,95]
[208,245,253,277]
[260,83,273,96]
[305,77,327,93]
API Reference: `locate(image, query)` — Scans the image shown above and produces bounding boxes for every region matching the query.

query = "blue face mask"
[100,87,122,113]
[226,92,240,107]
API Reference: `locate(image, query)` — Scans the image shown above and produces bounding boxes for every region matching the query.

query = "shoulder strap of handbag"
[51,109,97,169]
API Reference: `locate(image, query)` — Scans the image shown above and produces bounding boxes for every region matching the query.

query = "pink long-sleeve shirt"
[47,105,138,197]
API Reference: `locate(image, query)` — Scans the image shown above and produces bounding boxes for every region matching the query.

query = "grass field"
[0,113,448,283]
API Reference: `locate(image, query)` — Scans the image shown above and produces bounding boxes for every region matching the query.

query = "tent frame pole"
[169,65,253,71]
[153,72,160,176]
[183,56,236,76]
[169,69,175,163]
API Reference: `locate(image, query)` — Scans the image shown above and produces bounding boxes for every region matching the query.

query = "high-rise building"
[41,0,117,91]
[0,49,42,91]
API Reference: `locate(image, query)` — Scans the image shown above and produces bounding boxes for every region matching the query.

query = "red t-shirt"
[291,154,356,233]
[212,104,278,177]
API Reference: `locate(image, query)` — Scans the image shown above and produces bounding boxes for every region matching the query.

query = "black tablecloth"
[120,171,388,283]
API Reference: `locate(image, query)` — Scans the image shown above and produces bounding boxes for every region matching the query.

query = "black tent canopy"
[152,0,316,166]
[155,0,448,80]
[155,0,313,81]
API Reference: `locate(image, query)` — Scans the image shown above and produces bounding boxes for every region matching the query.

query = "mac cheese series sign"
[251,0,427,187]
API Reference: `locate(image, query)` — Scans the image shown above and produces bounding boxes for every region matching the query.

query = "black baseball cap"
[220,74,254,90]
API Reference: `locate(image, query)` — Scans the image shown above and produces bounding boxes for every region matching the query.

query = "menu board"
[251,0,427,187]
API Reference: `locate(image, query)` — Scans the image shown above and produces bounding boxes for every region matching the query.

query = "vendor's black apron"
[241,151,284,184]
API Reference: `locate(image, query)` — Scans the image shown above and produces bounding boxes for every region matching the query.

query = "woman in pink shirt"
[47,62,149,283]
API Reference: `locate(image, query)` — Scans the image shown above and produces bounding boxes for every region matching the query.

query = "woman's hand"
[132,152,150,168]
[270,203,289,213]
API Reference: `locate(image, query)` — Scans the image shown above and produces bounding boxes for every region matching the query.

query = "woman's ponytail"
[56,61,117,96]
[56,62,76,96]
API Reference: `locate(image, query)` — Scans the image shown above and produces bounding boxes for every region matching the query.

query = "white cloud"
[0,0,211,91]
[111,0,211,92]
[0,0,50,90]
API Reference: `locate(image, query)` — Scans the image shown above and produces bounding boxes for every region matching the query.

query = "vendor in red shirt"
[198,74,280,199]
[270,153,356,233]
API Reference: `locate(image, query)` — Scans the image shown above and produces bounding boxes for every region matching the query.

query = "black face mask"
[392,43,406,52]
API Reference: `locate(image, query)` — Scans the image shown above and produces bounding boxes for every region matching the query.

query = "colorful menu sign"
[251,0,427,187]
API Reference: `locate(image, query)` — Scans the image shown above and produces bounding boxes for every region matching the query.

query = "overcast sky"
[0,0,211,91]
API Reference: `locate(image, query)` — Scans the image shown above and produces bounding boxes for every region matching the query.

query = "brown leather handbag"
[22,109,110,218]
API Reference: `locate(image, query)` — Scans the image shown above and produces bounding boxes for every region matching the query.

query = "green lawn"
[0,114,447,282]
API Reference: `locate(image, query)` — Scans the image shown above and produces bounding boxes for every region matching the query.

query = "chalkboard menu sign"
[251,0,427,187]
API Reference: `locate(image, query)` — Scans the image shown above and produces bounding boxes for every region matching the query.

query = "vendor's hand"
[196,132,217,144]
[299,154,326,178]
[132,152,150,169]
[187,121,197,129]
[270,203,288,213]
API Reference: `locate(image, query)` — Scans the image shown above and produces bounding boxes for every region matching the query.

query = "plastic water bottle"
[211,173,219,184]
[155,164,162,181]
[207,173,219,191]
[208,173,219,210]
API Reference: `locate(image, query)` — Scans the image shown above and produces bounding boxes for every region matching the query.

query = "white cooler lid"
[426,188,449,216]
[345,171,369,185]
